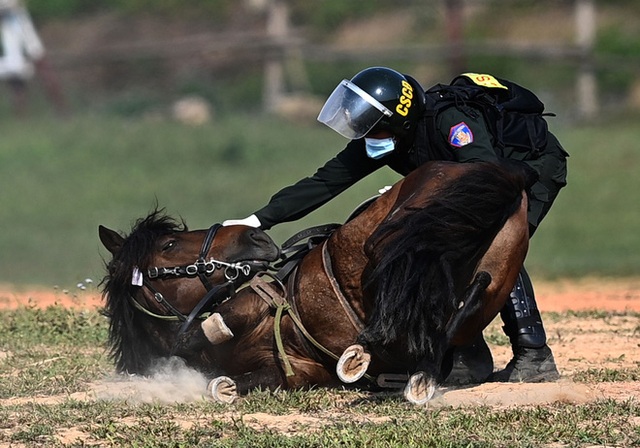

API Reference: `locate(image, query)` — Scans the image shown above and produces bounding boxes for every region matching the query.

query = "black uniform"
[254,91,568,234]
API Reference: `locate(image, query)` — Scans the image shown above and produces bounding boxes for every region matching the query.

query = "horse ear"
[99,225,124,255]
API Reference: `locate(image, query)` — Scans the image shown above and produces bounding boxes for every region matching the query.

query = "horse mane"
[361,160,535,359]
[101,209,187,374]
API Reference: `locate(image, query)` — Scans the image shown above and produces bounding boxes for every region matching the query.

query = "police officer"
[223,67,568,383]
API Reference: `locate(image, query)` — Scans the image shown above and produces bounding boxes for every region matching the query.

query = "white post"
[575,0,598,119]
[263,0,288,112]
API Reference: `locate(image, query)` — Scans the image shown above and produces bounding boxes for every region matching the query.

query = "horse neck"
[326,189,401,298]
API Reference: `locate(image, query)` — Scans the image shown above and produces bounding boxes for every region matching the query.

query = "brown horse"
[99,160,535,404]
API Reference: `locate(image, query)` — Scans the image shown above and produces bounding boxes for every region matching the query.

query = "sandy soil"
[0,277,639,437]
[2,276,640,312]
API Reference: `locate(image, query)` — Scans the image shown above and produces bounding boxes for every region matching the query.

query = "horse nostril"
[248,228,270,245]
[246,229,279,258]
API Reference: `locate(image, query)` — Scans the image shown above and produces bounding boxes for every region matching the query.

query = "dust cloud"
[92,357,211,404]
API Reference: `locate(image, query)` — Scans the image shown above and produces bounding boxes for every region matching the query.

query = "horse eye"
[162,240,176,251]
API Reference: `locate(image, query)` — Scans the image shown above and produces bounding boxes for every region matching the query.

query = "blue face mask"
[365,137,395,159]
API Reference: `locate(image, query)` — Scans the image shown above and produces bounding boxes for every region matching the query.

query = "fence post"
[575,0,598,119]
[263,0,288,112]
[444,0,466,76]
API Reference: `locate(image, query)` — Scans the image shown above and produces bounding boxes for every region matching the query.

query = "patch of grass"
[526,114,640,279]
[76,399,634,447]
[573,367,640,383]
[0,307,111,398]
[1,379,639,446]
[0,114,399,287]
[0,347,110,398]
[483,325,510,347]
[543,309,640,322]
[1,112,640,287]
[0,306,108,347]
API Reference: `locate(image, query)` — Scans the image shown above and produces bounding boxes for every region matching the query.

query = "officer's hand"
[378,185,393,194]
[222,214,261,228]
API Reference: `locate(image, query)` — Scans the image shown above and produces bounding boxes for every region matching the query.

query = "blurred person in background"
[223,66,568,384]
[0,0,65,116]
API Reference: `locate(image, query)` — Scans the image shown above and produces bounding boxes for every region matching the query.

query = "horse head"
[99,209,280,375]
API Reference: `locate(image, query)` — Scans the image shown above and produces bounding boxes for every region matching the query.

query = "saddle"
[272,223,340,283]
[272,193,380,282]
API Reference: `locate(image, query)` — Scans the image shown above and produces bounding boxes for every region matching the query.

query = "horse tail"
[361,160,534,359]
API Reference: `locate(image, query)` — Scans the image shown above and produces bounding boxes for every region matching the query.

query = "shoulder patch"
[449,122,474,148]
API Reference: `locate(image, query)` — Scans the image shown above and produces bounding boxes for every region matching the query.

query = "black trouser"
[523,131,568,235]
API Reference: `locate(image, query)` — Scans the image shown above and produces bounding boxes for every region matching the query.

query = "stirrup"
[376,373,408,389]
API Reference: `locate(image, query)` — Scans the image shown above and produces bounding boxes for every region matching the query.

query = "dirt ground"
[3,276,640,312]
[0,277,639,418]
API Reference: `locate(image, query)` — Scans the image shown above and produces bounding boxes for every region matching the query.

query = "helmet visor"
[317,79,393,139]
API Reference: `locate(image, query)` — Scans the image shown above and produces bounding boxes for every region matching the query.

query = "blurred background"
[0,0,638,290]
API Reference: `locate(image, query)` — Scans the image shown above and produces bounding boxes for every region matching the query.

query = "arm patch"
[449,122,474,148]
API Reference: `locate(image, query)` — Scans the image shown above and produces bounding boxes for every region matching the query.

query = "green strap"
[271,297,376,383]
[286,306,340,361]
[251,272,376,383]
[274,302,295,377]
[128,295,210,321]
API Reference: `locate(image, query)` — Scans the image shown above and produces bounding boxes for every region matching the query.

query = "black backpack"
[424,73,553,157]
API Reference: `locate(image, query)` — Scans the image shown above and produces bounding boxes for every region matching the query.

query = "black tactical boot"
[444,335,494,385]
[491,269,560,383]
[492,344,559,383]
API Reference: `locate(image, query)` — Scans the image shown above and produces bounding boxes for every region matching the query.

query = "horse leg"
[208,354,336,403]
[208,376,238,404]
[285,357,335,389]
[442,271,495,384]
[336,344,371,384]
[201,313,234,344]
[444,335,494,385]
[207,366,288,403]
[405,271,493,405]
[404,370,438,405]
[445,271,493,343]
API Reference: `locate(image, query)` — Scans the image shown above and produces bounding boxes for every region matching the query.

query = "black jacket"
[254,88,567,231]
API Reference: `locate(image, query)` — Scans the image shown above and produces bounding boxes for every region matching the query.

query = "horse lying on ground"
[99,160,535,404]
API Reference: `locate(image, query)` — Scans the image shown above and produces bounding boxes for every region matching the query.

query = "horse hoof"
[208,376,238,404]
[403,371,437,405]
[202,313,234,345]
[336,344,371,383]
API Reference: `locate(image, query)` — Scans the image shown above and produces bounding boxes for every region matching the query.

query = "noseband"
[145,223,252,292]
[130,224,258,347]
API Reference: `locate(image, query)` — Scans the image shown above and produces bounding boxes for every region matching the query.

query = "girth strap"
[321,242,365,333]
[250,272,343,378]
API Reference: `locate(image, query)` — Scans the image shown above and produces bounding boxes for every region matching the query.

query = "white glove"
[222,214,261,228]
[378,185,393,195]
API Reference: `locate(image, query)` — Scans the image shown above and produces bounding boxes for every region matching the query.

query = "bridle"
[129,223,260,348]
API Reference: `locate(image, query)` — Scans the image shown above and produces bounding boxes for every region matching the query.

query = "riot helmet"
[318,67,421,140]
